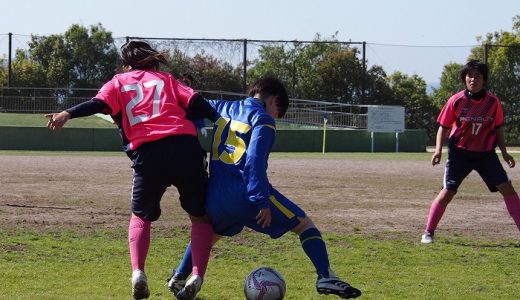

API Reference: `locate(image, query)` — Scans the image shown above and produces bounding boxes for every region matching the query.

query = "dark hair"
[120,41,167,70]
[248,77,289,117]
[459,60,488,83]
[180,73,195,87]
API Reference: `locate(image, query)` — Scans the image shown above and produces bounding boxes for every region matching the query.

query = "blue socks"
[175,242,192,279]
[299,227,330,277]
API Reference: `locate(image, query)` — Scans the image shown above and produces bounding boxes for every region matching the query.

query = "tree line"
[1,17,520,143]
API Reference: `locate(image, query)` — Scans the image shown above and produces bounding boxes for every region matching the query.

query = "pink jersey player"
[46,41,214,299]
[421,60,520,244]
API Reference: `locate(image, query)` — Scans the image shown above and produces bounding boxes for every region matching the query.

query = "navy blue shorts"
[130,135,208,221]
[205,176,306,239]
[444,145,510,193]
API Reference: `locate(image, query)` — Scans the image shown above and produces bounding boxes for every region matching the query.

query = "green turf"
[1,228,519,299]
[0,113,114,128]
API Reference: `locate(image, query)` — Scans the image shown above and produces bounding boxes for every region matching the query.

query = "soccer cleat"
[316,271,361,299]
[131,269,150,300]
[175,275,202,300]
[167,272,187,296]
[421,231,434,244]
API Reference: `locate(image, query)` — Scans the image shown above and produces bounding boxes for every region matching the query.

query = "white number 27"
[122,79,164,126]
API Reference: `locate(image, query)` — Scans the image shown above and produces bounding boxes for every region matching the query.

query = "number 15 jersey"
[437,90,503,152]
[207,97,276,209]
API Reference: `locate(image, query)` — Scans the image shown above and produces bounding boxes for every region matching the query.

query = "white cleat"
[167,272,187,296]
[421,232,434,244]
[176,275,202,300]
[131,269,150,299]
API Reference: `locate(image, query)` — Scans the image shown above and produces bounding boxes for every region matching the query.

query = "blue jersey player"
[170,77,361,299]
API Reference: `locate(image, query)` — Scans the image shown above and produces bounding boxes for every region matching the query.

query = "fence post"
[8,32,12,87]
[243,39,247,93]
[484,44,489,65]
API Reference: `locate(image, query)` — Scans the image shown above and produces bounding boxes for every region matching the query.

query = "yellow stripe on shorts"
[269,195,295,219]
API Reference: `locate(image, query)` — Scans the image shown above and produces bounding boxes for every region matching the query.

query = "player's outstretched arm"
[45,111,71,131]
[45,99,111,131]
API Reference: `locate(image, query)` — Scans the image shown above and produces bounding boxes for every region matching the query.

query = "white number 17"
[471,122,482,135]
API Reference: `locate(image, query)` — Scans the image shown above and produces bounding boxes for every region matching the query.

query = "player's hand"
[200,127,208,137]
[256,207,271,228]
[431,151,442,166]
[502,152,516,168]
[45,111,71,131]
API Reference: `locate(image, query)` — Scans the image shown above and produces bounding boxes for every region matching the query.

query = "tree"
[0,57,6,86]
[166,49,243,94]
[431,62,464,109]
[469,15,520,143]
[11,49,47,87]
[363,65,396,106]
[28,34,71,88]
[247,43,295,94]
[65,24,119,88]
[27,23,119,90]
[387,72,437,138]
[247,34,379,103]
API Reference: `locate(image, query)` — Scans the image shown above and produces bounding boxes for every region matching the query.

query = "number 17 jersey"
[437,90,503,152]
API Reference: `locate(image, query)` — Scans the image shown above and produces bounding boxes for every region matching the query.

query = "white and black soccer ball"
[244,267,286,300]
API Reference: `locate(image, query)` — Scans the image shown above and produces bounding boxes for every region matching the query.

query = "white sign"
[367,106,405,132]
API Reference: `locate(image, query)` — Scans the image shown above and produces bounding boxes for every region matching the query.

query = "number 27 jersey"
[94,70,197,150]
[437,90,503,152]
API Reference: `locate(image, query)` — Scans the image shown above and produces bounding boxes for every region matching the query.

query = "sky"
[1,0,519,84]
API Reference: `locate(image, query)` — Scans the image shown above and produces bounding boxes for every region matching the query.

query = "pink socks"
[128,215,151,271]
[425,201,447,233]
[190,223,213,279]
[504,193,520,231]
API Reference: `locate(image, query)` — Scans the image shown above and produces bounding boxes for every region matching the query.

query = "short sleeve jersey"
[208,97,277,208]
[94,70,197,150]
[437,90,503,152]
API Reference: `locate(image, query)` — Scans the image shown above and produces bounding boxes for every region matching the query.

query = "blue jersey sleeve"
[243,121,276,209]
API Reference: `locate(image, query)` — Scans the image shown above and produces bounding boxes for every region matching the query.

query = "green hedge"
[0,126,428,152]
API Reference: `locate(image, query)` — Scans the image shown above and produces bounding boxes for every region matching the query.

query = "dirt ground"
[1,153,519,241]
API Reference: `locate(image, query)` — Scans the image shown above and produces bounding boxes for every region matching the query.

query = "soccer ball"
[244,267,286,300]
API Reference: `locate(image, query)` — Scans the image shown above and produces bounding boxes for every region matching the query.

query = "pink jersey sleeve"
[94,77,121,115]
[171,77,197,109]
[436,96,456,128]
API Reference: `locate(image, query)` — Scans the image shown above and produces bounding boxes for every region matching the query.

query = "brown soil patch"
[1,153,518,241]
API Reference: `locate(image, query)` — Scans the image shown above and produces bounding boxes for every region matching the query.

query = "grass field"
[2,228,520,300]
[0,112,114,128]
[1,151,520,299]
[0,113,313,130]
